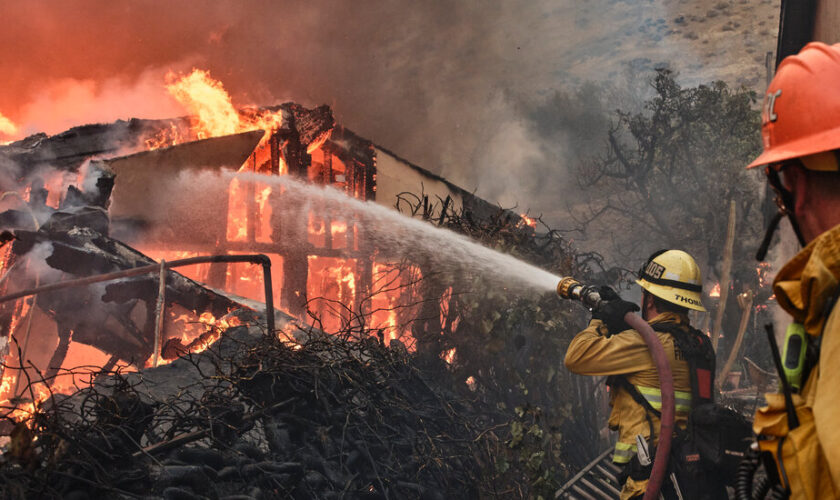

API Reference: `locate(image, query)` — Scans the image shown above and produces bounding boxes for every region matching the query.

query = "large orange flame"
[165,69,240,138]
[160,68,283,148]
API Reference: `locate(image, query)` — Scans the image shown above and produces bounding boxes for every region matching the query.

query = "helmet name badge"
[762,89,782,124]
[644,261,666,279]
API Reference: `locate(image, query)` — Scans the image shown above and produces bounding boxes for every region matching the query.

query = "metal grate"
[555,449,623,499]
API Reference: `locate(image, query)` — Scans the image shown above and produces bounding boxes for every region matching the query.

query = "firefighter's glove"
[591,287,639,335]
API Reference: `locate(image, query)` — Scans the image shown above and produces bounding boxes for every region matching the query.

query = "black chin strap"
[755,209,806,261]
[756,168,807,262]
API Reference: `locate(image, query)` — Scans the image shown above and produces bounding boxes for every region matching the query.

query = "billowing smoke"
[12,68,185,138]
[0,0,777,224]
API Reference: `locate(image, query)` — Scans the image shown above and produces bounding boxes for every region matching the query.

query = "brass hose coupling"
[556,276,602,310]
[556,277,581,300]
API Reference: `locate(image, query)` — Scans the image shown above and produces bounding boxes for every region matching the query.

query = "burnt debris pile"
[0,323,498,500]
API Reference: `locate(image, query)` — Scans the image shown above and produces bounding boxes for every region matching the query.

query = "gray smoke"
[1,0,777,227]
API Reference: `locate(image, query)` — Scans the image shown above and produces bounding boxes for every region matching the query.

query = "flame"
[0,111,18,139]
[165,69,240,138]
[307,256,357,332]
[0,374,15,400]
[0,66,302,422]
[145,122,187,150]
[0,301,243,424]
[440,286,460,332]
[42,170,76,208]
[442,347,456,364]
[189,311,242,354]
[0,297,36,404]
[367,263,422,349]
[371,264,401,342]
[163,69,283,149]
[308,214,327,246]
[156,307,244,365]
[709,282,721,298]
[331,221,348,249]
[277,322,304,350]
[143,69,284,153]
[757,262,772,288]
[519,213,537,229]
[237,106,285,145]
[0,299,109,424]
[256,185,273,243]
[226,178,249,242]
[131,249,211,284]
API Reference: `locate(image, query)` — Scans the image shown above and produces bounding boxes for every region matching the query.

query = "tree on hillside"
[572,69,764,282]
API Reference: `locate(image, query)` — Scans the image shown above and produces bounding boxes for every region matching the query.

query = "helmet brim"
[747,125,840,169]
[637,279,707,312]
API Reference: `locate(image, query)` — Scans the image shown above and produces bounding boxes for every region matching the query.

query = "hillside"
[558,0,779,88]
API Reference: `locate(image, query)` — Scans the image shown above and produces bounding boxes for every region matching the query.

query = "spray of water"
[181,170,563,294]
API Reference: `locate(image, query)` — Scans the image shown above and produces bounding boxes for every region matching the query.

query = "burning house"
[0,70,591,500]
[0,71,525,422]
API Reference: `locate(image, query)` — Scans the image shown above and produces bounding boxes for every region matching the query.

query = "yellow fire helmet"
[636,249,706,312]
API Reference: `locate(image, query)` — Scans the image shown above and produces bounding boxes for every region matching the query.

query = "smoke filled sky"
[0,0,776,218]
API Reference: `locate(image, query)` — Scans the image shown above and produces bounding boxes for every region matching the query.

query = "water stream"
[225,170,563,294]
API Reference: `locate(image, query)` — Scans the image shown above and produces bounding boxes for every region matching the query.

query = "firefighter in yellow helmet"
[746,42,840,499]
[565,249,719,500]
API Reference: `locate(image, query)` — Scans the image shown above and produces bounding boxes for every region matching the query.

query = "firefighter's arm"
[564,319,655,376]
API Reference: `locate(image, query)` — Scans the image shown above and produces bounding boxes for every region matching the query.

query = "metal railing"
[0,254,276,364]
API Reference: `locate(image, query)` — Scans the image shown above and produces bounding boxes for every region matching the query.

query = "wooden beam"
[712,200,736,352]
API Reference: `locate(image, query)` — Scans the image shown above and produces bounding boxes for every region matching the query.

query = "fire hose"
[556,277,674,500]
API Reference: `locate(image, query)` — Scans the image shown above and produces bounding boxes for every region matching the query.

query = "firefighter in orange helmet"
[749,42,840,498]
[564,250,718,499]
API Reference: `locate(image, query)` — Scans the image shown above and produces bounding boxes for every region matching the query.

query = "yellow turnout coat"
[565,312,693,499]
[754,223,840,499]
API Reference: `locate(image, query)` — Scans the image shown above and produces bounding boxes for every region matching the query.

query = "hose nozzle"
[555,277,602,310]
[556,277,580,300]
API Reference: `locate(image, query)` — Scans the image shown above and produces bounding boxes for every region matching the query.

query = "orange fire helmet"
[748,42,840,170]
